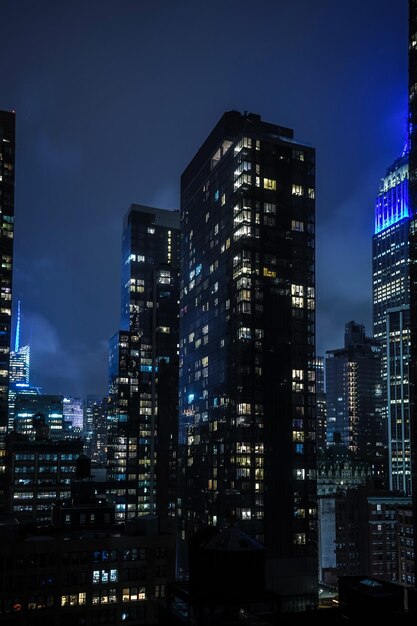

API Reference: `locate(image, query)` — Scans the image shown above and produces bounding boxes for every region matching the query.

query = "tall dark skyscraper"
[408,0,417,577]
[107,205,179,526]
[372,154,411,494]
[178,111,317,609]
[326,321,383,471]
[0,111,15,433]
[314,356,327,455]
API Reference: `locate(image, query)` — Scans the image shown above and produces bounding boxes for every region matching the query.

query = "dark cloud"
[0,0,408,395]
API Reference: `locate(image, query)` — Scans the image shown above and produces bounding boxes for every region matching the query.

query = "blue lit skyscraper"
[372,153,411,494]
[8,301,31,430]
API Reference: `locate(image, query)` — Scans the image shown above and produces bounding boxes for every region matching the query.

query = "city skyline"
[0,0,408,397]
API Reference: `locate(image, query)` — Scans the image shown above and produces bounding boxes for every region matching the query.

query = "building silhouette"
[0,111,15,466]
[14,394,64,440]
[314,356,327,455]
[84,395,108,464]
[372,153,411,495]
[326,321,384,475]
[178,110,317,610]
[107,205,179,527]
[0,486,175,625]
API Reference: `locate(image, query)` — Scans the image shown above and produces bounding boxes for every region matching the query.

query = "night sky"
[0,0,408,398]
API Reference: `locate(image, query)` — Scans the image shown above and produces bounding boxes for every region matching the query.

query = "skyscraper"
[372,154,411,494]
[326,321,383,471]
[107,205,179,525]
[8,301,31,430]
[84,395,108,463]
[178,111,317,609]
[63,397,84,430]
[0,111,15,432]
[9,345,30,386]
[408,0,417,574]
[314,356,327,455]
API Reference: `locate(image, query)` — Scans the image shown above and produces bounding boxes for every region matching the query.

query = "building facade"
[326,321,383,474]
[407,0,417,564]
[397,504,415,587]
[14,394,64,440]
[335,486,411,584]
[4,430,83,525]
[84,396,108,464]
[0,502,174,625]
[107,205,179,525]
[178,111,317,609]
[372,154,411,494]
[314,356,327,455]
[8,302,31,431]
[63,397,83,431]
[0,111,15,433]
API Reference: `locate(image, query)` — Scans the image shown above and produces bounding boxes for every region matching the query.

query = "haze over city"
[0,0,407,397]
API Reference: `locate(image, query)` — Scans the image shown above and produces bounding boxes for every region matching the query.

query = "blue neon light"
[374,179,409,234]
[187,393,195,403]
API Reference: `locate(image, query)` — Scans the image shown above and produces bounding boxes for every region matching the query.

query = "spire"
[14,300,20,352]
[403,119,410,157]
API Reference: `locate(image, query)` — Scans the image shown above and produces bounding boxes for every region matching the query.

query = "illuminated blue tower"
[372,153,411,494]
[8,301,31,430]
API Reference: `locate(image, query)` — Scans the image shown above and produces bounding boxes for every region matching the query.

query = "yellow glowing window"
[263,178,276,190]
[263,267,276,278]
[292,431,305,442]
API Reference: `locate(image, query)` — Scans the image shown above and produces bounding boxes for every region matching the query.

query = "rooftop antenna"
[403,117,410,157]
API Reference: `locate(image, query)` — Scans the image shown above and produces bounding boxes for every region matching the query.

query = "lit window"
[292,149,305,161]
[292,431,304,442]
[238,327,251,340]
[291,220,304,232]
[263,178,276,190]
[264,202,276,214]
[294,469,305,480]
[292,297,304,308]
[292,184,303,196]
